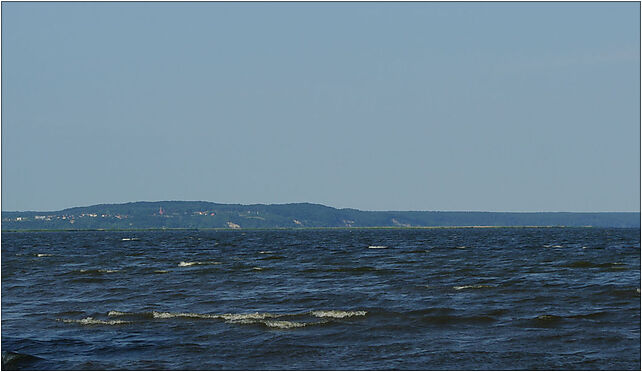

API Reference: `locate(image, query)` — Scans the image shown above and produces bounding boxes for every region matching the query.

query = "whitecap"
[225,318,258,325]
[453,285,493,290]
[310,310,367,318]
[263,320,307,329]
[259,251,273,254]
[59,317,129,325]
[107,311,130,317]
[219,312,277,321]
[178,261,220,267]
[368,245,387,249]
[36,253,52,257]
[78,269,118,273]
[252,267,263,271]
[151,311,218,319]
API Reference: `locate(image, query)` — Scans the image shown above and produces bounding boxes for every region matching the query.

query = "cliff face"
[2,201,640,230]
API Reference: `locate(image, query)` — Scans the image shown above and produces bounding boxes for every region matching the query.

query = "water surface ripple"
[2,228,640,370]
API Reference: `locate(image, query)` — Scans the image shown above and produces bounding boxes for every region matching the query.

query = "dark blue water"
[2,228,640,370]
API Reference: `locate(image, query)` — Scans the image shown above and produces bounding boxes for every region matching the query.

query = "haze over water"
[2,228,640,370]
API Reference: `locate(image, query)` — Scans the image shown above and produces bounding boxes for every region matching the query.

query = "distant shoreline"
[2,225,624,233]
[3,201,638,229]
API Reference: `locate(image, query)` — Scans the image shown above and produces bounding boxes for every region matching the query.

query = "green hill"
[1,201,639,230]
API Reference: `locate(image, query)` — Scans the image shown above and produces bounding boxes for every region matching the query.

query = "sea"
[1,228,640,370]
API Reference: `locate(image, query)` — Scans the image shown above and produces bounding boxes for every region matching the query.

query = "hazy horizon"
[2,2,640,212]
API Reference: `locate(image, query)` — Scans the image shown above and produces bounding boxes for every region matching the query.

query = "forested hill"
[2,201,639,230]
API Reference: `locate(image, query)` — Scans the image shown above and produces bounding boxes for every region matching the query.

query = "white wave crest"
[107,311,131,317]
[59,317,129,325]
[453,285,493,290]
[263,320,307,329]
[36,253,53,257]
[310,310,367,318]
[79,269,118,273]
[219,312,277,321]
[178,261,220,267]
[368,245,387,249]
[151,311,218,319]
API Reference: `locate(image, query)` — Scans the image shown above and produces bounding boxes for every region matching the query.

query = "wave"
[218,312,278,321]
[107,311,131,317]
[58,269,119,276]
[224,318,313,328]
[453,284,494,290]
[535,314,563,322]
[567,311,610,320]
[368,245,387,249]
[602,287,641,298]
[121,238,140,241]
[2,351,43,370]
[106,309,366,325]
[263,320,309,329]
[148,311,313,329]
[107,310,279,321]
[152,311,219,319]
[310,310,367,318]
[58,317,130,325]
[178,261,220,267]
[531,311,610,325]
[36,253,53,257]
[79,269,119,273]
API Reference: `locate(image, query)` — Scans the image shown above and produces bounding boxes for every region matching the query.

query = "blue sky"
[2,2,640,212]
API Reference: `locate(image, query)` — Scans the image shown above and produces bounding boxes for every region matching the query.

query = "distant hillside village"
[3,205,243,229]
[5,212,131,224]
[2,201,639,230]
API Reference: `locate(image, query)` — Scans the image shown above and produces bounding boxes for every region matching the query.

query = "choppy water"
[2,228,640,370]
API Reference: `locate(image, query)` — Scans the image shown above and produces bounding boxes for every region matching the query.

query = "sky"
[1,2,640,212]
